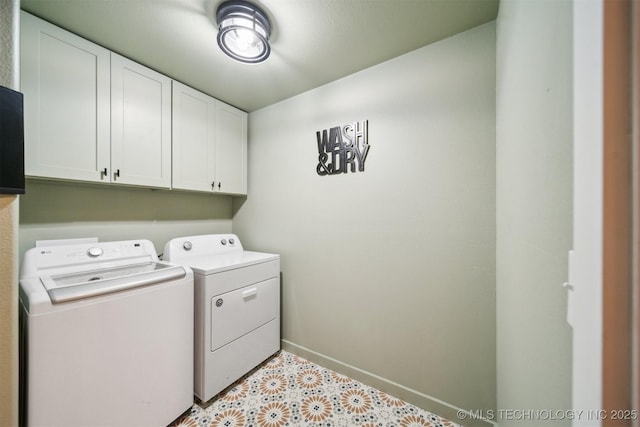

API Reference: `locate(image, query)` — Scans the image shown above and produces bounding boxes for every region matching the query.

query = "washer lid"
[40,262,186,304]
[184,250,279,275]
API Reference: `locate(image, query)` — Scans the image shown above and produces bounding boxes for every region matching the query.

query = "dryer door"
[210,277,278,352]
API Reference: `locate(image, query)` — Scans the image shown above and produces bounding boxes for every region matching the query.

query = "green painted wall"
[496,0,573,425]
[19,180,233,257]
[233,22,497,416]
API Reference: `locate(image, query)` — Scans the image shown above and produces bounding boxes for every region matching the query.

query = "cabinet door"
[171,81,216,192]
[111,53,171,189]
[21,11,111,183]
[215,102,247,195]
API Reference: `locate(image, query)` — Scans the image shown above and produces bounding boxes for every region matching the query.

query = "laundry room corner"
[232,21,497,423]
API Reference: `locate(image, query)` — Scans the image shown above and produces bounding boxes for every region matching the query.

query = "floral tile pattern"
[171,350,461,427]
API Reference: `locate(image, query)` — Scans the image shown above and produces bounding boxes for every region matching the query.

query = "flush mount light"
[216,0,271,64]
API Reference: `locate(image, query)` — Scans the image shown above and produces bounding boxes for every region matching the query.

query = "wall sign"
[316,120,370,176]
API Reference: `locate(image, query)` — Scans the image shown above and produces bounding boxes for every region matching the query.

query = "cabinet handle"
[114,169,120,179]
[218,182,221,190]
[211,181,215,190]
[101,168,107,179]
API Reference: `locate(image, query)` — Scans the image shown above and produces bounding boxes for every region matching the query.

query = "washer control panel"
[164,234,242,262]
[87,247,104,258]
[21,240,158,278]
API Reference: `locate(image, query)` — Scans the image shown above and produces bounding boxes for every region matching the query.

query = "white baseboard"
[281,339,495,427]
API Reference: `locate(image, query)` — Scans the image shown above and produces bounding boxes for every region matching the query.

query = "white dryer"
[19,239,194,427]
[163,234,280,402]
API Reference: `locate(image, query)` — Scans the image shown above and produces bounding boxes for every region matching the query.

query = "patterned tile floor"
[170,350,461,427]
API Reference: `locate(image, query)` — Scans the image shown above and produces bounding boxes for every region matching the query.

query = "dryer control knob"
[221,239,227,245]
[87,247,103,258]
[183,241,192,251]
[229,238,235,245]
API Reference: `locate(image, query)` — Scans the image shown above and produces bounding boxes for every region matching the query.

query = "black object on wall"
[0,85,25,194]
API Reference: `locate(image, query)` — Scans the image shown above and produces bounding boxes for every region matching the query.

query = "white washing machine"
[163,234,280,402]
[19,239,194,427]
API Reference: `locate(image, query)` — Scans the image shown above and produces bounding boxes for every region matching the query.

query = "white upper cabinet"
[172,81,247,195]
[21,12,171,189]
[172,81,216,192]
[215,102,247,195]
[111,54,172,188]
[21,11,111,183]
[21,11,246,194]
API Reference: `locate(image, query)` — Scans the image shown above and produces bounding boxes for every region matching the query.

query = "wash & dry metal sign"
[316,120,370,176]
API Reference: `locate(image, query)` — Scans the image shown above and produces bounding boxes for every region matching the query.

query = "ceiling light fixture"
[216,0,271,64]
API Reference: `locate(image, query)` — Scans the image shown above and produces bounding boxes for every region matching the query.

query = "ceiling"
[20,0,499,112]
